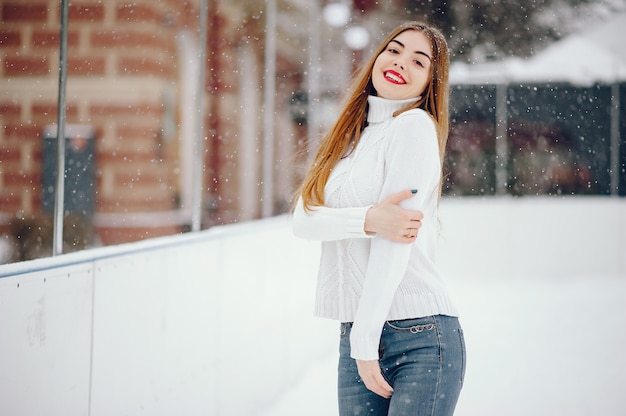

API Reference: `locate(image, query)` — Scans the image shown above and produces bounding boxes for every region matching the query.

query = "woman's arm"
[292,191,424,242]
[349,110,441,360]
[291,197,372,241]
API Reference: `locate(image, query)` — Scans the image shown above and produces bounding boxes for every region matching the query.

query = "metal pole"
[191,0,208,231]
[307,0,321,165]
[495,84,509,195]
[52,0,69,256]
[610,82,620,196]
[262,0,277,217]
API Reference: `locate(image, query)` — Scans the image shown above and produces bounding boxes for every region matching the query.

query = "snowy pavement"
[265,274,626,416]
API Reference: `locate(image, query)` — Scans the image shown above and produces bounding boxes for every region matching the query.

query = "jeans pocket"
[385,316,437,333]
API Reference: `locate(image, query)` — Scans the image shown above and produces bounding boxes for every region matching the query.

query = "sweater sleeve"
[291,196,373,241]
[349,110,441,360]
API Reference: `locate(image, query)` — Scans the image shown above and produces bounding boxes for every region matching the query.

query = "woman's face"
[372,30,433,101]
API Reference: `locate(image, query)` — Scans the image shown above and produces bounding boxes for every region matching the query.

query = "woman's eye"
[388,47,399,54]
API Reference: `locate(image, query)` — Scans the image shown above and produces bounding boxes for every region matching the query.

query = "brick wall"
[0,0,303,260]
[0,0,195,250]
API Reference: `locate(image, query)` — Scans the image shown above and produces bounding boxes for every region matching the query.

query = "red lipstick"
[384,70,406,84]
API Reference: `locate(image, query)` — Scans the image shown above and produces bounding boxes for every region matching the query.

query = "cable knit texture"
[292,95,458,360]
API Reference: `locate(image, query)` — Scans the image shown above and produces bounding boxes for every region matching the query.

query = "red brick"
[90,30,170,50]
[32,30,79,48]
[31,102,78,118]
[0,147,21,163]
[68,56,106,76]
[31,102,55,116]
[0,102,21,116]
[4,56,49,76]
[97,149,156,164]
[1,3,48,22]
[97,195,175,212]
[116,125,159,140]
[115,3,162,24]
[116,171,166,187]
[90,104,132,116]
[68,3,104,21]
[118,56,173,77]
[2,171,39,187]
[0,31,21,47]
[4,124,42,140]
[31,145,42,160]
[0,193,22,211]
[89,103,161,117]
[96,225,182,245]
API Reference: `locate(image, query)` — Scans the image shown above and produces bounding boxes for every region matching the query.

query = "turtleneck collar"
[367,95,420,124]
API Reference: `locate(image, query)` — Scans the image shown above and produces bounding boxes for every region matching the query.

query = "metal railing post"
[495,83,509,196]
[307,0,321,166]
[191,0,208,232]
[53,0,69,255]
[610,82,621,196]
[261,0,277,217]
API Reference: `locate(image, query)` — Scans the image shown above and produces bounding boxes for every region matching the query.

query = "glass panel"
[507,84,612,196]
[0,2,201,261]
[445,85,497,196]
[617,83,626,196]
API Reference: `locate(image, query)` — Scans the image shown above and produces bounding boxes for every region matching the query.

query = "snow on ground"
[266,273,626,416]
[1,198,623,415]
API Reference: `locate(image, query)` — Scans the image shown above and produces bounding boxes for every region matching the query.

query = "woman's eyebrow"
[390,39,432,61]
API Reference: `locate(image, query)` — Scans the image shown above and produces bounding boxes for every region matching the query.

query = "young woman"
[292,21,465,415]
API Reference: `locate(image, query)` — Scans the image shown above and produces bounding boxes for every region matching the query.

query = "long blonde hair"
[299,21,450,211]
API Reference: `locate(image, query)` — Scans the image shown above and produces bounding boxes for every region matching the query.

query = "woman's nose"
[393,60,405,70]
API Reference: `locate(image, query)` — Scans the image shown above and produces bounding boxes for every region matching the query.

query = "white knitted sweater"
[292,95,458,360]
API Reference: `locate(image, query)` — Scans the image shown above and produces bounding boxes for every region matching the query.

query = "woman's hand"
[356,359,393,399]
[364,189,423,243]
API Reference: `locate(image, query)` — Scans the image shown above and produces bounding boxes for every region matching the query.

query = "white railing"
[0,197,624,415]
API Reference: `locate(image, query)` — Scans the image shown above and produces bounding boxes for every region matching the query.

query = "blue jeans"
[338,315,465,416]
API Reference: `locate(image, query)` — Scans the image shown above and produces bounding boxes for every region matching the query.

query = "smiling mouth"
[384,70,406,84]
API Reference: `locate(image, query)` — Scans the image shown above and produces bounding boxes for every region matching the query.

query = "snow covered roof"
[450,13,626,85]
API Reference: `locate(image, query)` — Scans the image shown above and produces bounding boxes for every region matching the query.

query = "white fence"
[0,197,624,415]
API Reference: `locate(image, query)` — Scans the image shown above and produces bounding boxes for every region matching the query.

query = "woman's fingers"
[365,193,424,242]
[369,370,393,399]
[382,189,415,205]
[356,360,394,399]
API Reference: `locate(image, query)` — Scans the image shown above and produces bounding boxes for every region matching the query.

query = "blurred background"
[0,0,625,263]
